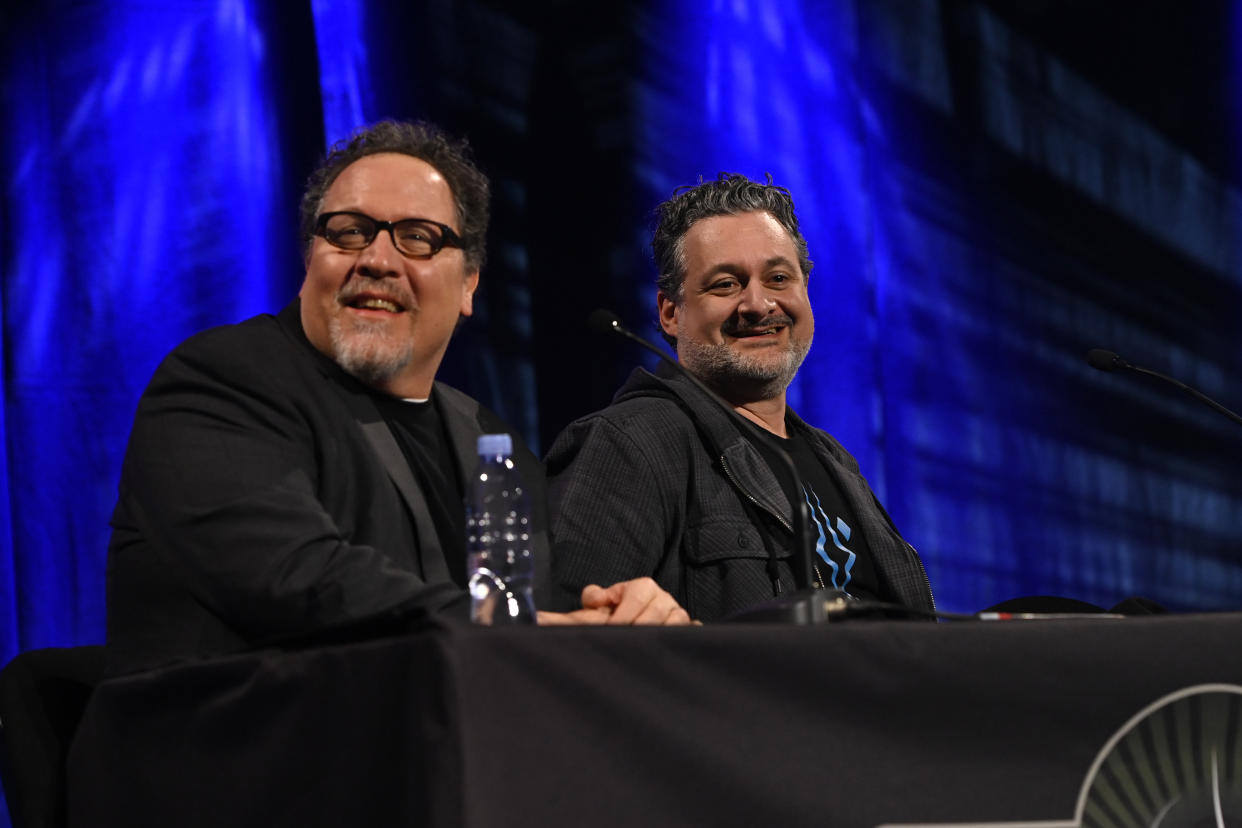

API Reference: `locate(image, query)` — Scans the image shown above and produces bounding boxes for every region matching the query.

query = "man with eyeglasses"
[107,120,688,675]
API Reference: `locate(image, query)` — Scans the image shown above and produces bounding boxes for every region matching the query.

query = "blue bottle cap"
[476,433,512,457]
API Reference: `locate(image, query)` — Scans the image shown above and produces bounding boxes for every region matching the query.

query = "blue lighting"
[311,0,373,145]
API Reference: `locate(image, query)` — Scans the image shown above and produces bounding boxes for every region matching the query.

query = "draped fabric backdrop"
[4,1,1242,812]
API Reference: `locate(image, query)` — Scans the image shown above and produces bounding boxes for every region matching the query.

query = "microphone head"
[1086,349,1124,372]
[587,308,623,335]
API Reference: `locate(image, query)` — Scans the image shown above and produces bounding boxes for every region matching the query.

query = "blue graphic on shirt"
[804,486,856,590]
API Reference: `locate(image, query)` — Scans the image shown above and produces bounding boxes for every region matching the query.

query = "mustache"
[723,315,795,336]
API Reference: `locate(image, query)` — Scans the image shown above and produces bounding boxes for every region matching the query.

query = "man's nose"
[737,279,777,315]
[355,229,402,278]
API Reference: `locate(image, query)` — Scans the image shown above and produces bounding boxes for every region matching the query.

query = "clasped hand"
[537,577,696,626]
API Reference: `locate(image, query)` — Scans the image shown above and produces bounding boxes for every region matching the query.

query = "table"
[66,613,1242,827]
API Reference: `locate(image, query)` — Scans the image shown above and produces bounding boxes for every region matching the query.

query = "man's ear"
[460,269,480,317]
[656,290,679,339]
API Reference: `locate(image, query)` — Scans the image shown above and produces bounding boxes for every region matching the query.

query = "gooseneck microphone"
[588,309,834,620]
[1086,348,1242,427]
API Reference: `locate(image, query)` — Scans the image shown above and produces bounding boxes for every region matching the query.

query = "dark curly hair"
[652,172,812,304]
[299,120,490,271]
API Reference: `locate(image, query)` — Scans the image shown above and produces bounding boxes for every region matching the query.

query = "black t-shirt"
[372,394,467,587]
[746,417,882,600]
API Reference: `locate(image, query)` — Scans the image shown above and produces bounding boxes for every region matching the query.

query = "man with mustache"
[107,120,687,675]
[545,173,935,621]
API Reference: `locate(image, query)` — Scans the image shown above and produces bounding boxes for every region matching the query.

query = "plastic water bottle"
[465,433,536,625]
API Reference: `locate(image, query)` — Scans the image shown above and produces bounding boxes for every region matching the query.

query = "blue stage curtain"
[4,5,1242,819]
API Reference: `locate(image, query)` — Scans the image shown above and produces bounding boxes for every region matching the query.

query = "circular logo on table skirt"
[1075,684,1242,828]
[880,684,1242,828]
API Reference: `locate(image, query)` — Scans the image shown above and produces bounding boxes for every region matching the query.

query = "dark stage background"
[3,0,1242,789]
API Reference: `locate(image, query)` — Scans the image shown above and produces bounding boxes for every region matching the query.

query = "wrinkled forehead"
[321,153,459,227]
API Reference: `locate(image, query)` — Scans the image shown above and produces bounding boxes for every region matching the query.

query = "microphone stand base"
[719,589,852,625]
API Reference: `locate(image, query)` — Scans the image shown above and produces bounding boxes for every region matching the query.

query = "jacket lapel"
[354,414,451,584]
[328,378,450,584]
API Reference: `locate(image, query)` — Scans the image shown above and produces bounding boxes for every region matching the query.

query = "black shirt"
[746,416,882,600]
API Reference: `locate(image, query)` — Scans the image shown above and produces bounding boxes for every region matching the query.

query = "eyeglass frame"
[313,211,466,259]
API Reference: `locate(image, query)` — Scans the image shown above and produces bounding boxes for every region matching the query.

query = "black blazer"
[107,300,549,674]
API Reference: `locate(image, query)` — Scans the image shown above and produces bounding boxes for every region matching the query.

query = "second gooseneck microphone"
[1086,348,1242,427]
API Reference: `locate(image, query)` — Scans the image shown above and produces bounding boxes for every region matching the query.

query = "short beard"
[678,335,810,402]
[328,315,413,387]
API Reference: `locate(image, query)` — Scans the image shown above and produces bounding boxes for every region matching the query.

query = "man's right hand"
[537,577,695,626]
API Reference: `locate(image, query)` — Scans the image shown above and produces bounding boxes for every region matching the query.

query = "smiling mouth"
[345,296,405,313]
[732,325,785,338]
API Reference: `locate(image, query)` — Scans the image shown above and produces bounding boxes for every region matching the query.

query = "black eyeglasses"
[314,211,465,259]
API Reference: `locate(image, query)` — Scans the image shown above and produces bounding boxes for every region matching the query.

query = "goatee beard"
[328,315,413,386]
